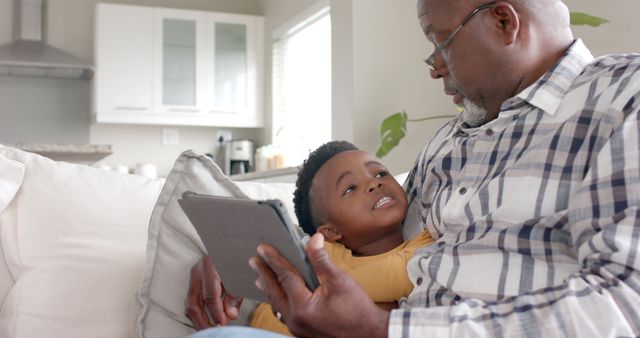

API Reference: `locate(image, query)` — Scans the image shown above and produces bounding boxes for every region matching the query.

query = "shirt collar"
[510,39,594,116]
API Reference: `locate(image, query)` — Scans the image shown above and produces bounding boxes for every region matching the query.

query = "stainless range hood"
[0,0,93,79]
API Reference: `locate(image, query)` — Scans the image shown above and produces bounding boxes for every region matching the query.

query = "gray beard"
[460,98,488,127]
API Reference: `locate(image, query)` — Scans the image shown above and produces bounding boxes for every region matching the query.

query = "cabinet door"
[204,13,264,127]
[94,4,153,120]
[153,9,206,116]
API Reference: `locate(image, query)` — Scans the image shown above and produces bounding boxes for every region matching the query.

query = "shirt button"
[459,187,467,194]
[416,277,423,286]
[486,129,494,136]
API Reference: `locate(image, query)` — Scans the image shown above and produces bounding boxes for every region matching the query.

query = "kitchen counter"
[2,143,113,164]
[231,166,299,183]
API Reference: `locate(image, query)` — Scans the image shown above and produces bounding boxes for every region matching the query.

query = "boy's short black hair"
[293,140,359,235]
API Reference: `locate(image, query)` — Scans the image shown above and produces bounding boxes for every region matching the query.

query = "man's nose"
[430,64,448,79]
[429,56,448,79]
[368,182,382,193]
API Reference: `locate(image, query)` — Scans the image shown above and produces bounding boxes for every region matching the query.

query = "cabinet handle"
[115,106,148,111]
[169,108,201,113]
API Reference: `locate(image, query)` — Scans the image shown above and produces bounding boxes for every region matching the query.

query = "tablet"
[178,192,319,302]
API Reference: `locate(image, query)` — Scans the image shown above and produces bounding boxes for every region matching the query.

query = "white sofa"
[0,146,297,338]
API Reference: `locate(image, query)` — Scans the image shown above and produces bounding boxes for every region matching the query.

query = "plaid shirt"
[391,40,640,337]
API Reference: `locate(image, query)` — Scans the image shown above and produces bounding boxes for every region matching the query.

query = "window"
[272,4,331,167]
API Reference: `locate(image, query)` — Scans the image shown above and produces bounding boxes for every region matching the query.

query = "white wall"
[350,0,640,175]
[564,0,640,56]
[329,0,354,142]
[351,0,448,175]
[0,0,261,176]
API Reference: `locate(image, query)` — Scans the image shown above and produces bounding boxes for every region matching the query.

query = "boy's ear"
[317,223,342,242]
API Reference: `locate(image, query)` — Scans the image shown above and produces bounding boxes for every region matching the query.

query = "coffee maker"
[218,139,254,175]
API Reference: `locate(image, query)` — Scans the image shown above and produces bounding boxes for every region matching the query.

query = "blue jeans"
[188,327,290,338]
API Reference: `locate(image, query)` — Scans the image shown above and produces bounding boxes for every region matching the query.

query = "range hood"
[0,0,93,79]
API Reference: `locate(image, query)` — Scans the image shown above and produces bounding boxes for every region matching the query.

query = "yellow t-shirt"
[249,231,433,336]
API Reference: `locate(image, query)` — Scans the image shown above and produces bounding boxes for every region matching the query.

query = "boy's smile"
[309,150,407,255]
[373,196,394,210]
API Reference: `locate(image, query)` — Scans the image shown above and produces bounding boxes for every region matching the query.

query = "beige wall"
[352,0,448,175]
[565,0,640,56]
[350,0,640,175]
[0,1,10,44]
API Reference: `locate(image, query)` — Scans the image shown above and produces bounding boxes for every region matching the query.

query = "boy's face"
[310,150,408,250]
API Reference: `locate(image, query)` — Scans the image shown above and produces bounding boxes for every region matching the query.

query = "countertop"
[2,143,113,164]
[231,166,299,182]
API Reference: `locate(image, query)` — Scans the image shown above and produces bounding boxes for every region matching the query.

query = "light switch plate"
[162,128,180,145]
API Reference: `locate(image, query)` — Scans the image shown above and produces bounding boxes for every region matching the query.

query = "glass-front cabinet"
[213,22,247,109]
[205,13,261,127]
[154,9,205,115]
[94,4,264,127]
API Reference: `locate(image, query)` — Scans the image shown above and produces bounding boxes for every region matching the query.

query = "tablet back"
[178,193,317,301]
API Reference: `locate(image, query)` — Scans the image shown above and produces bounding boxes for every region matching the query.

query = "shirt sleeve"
[389,106,640,336]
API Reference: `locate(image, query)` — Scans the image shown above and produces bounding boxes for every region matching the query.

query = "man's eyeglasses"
[424,2,497,71]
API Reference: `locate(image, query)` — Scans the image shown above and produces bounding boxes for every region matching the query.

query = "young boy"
[249,141,433,335]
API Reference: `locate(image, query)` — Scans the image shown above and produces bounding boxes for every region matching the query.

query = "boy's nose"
[368,182,382,193]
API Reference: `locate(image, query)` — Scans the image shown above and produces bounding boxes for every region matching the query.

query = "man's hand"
[185,256,243,330]
[250,233,390,338]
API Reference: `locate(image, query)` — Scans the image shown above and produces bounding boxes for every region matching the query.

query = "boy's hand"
[250,233,390,338]
[185,256,243,330]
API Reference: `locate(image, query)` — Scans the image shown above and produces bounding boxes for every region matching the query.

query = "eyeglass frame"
[423,1,497,71]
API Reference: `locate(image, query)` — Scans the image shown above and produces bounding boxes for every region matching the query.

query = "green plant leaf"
[570,12,609,27]
[376,111,408,158]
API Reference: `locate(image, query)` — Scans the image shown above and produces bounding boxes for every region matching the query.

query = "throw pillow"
[136,150,297,338]
[0,146,164,338]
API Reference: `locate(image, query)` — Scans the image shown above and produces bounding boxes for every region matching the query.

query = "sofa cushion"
[0,150,25,306]
[136,150,298,338]
[0,150,24,215]
[0,146,164,338]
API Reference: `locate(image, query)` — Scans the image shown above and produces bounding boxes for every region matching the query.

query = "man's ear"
[491,2,519,45]
[317,224,343,242]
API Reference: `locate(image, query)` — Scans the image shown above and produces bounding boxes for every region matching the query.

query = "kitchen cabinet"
[93,4,264,127]
[154,8,205,115]
[94,4,153,118]
[205,13,262,127]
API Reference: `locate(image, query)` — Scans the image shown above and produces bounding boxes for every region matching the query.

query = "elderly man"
[188,0,640,336]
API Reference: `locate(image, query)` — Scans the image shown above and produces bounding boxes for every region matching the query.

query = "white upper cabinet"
[94,4,153,118]
[154,9,206,115]
[205,13,262,127]
[93,4,264,127]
